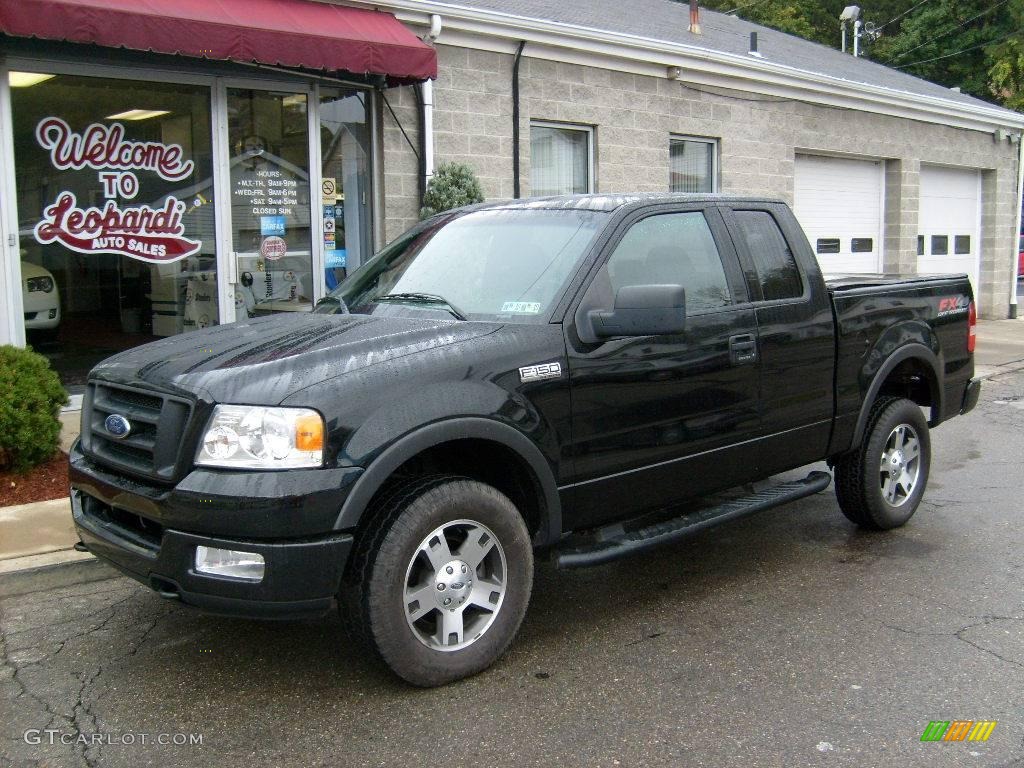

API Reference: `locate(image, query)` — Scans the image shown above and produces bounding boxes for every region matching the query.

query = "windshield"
[316,208,608,322]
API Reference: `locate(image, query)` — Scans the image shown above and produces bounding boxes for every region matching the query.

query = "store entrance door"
[224,86,317,319]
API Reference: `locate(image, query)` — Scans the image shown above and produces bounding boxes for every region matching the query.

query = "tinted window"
[932,235,949,256]
[600,212,731,313]
[851,238,874,253]
[954,235,971,255]
[734,211,803,301]
[816,238,840,254]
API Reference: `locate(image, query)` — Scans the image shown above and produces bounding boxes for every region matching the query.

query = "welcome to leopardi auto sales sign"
[32,117,201,263]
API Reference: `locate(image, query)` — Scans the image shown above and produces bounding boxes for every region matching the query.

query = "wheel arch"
[335,418,562,547]
[852,342,943,448]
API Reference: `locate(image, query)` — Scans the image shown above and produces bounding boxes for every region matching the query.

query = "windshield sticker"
[501,301,542,314]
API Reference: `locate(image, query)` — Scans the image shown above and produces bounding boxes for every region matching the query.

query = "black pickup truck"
[70,194,980,686]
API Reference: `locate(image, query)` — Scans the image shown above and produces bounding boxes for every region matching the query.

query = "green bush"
[420,162,485,219]
[0,345,66,472]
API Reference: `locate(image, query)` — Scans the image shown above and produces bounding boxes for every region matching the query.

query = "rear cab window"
[731,210,804,301]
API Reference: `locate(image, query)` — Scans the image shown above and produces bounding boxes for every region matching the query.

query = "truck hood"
[89,312,501,404]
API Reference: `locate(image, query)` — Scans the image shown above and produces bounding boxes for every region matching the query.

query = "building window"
[851,238,874,253]
[816,238,841,254]
[917,235,925,256]
[954,235,971,255]
[670,137,717,193]
[530,122,593,197]
[931,235,949,256]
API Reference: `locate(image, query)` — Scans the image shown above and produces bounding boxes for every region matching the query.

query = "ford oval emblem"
[104,414,132,439]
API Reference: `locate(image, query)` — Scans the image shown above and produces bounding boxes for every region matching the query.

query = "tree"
[419,162,484,220]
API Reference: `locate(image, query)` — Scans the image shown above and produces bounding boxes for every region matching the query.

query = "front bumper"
[69,446,362,619]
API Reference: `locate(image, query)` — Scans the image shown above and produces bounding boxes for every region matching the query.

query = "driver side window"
[594,212,732,314]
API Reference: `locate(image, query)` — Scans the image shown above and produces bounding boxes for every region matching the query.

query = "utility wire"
[891,0,1010,62]
[876,0,933,32]
[895,27,1021,69]
[724,0,772,16]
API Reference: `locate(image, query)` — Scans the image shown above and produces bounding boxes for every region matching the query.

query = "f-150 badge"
[519,362,562,382]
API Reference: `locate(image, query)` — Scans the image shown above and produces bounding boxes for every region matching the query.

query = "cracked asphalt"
[3,370,1024,768]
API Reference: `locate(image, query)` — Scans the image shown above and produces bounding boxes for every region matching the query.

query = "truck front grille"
[82,381,194,483]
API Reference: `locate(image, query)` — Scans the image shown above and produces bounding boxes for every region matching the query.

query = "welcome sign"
[32,117,201,263]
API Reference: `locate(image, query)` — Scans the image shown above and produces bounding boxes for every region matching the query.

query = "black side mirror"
[589,284,686,338]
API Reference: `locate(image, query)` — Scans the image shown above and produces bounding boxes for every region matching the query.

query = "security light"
[840,5,861,21]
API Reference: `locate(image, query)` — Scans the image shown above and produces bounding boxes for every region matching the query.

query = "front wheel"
[834,397,931,530]
[340,476,533,687]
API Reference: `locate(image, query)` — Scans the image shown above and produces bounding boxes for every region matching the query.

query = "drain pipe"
[512,40,526,198]
[1010,133,1023,318]
[420,14,443,199]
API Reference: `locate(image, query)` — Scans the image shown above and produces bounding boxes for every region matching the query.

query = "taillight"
[967,301,977,353]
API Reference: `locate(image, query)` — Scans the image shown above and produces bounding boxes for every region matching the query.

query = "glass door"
[225,86,314,318]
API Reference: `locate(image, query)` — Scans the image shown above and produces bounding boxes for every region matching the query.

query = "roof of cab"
[476,192,784,212]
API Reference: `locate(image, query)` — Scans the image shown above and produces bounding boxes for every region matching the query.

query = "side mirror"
[589,284,686,338]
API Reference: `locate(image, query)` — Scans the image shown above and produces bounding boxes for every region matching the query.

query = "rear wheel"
[834,397,931,530]
[340,475,533,687]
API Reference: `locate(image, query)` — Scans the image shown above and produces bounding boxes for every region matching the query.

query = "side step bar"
[555,471,832,569]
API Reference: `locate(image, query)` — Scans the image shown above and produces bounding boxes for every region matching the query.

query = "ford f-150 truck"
[70,194,980,686]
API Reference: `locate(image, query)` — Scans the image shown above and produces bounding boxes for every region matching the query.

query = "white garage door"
[918,165,981,306]
[794,155,884,275]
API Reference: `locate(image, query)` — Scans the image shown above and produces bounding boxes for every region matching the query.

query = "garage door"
[918,165,981,306]
[794,155,884,275]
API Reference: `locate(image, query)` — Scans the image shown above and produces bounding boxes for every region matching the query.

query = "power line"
[724,0,772,16]
[876,0,933,32]
[892,0,1010,62]
[895,27,1021,69]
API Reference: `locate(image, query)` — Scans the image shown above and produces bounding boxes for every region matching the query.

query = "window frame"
[668,135,719,194]
[529,120,595,196]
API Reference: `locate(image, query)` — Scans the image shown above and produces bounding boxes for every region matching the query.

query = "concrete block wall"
[381,42,1021,317]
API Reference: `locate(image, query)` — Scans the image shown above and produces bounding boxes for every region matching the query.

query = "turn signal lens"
[295,412,324,452]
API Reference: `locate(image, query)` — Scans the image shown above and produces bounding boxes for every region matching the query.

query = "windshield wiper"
[376,292,467,320]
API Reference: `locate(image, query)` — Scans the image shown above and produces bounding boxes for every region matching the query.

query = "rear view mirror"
[589,284,686,338]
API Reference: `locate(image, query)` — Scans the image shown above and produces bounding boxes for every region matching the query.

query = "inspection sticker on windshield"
[501,301,542,314]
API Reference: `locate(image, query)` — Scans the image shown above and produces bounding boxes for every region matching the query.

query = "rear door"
[721,203,836,475]
[562,204,762,529]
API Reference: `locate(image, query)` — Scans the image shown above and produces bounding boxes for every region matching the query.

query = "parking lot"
[3,370,1023,768]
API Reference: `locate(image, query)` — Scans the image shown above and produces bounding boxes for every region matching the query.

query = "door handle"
[729,334,758,365]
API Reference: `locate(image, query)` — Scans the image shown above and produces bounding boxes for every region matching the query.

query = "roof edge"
[342,0,1024,132]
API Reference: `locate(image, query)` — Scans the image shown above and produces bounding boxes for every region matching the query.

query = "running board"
[555,471,832,569]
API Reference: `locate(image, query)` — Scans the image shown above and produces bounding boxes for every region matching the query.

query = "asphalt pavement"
[3,371,1024,768]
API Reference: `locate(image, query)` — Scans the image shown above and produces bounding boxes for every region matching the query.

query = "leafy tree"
[676,0,1024,109]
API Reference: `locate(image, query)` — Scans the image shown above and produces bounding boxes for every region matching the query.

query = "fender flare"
[851,343,943,447]
[334,417,562,546]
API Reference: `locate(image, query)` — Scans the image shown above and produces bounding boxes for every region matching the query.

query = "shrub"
[0,345,66,472]
[420,162,485,219]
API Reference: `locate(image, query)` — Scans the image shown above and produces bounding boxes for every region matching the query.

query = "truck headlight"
[196,405,324,469]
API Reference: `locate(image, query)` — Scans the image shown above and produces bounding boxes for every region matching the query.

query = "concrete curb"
[0,549,117,598]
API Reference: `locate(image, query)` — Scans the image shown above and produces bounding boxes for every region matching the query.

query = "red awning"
[0,0,437,82]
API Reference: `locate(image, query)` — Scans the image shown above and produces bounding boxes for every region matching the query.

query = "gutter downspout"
[512,40,526,198]
[421,14,442,201]
[1010,134,1023,318]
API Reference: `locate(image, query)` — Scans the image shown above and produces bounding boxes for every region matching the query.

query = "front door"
[563,206,762,529]
[224,86,316,320]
